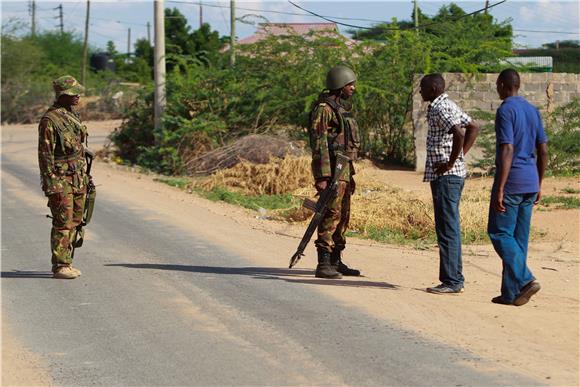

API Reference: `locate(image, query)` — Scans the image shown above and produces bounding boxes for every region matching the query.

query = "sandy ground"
[2,120,579,386]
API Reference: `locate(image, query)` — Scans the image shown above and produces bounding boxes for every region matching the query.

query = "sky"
[1,0,579,52]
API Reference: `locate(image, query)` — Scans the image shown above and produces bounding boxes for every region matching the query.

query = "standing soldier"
[38,75,89,279]
[308,65,361,279]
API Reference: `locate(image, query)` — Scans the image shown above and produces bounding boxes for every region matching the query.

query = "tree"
[190,23,224,66]
[349,2,513,73]
[542,40,579,49]
[165,7,192,56]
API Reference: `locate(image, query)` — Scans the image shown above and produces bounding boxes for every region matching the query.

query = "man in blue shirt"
[488,69,549,306]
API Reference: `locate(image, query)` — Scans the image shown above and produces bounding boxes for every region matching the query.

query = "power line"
[513,29,579,35]
[90,16,148,27]
[287,0,507,31]
[166,0,389,23]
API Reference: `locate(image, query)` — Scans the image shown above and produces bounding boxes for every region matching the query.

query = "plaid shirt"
[423,93,472,182]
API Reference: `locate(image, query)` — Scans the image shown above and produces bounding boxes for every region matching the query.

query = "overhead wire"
[166,0,390,23]
[287,0,508,31]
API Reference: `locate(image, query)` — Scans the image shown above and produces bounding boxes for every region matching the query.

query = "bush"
[1,24,139,123]
[112,30,432,173]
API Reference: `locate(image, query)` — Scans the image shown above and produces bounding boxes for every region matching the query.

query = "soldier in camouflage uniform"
[38,76,89,279]
[309,65,361,279]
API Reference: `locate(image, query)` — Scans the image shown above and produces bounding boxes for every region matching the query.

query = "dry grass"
[193,156,312,195]
[194,156,491,244]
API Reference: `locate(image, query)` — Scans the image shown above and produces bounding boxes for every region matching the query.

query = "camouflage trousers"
[47,183,86,266]
[315,180,351,253]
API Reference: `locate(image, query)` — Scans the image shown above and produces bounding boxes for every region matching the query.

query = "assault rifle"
[289,153,349,268]
[71,148,96,258]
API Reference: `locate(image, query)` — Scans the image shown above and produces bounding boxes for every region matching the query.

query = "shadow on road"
[106,263,399,290]
[1,270,53,279]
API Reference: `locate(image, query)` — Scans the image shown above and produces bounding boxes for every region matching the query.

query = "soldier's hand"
[314,179,328,193]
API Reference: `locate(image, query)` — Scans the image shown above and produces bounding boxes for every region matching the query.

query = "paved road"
[1,126,535,386]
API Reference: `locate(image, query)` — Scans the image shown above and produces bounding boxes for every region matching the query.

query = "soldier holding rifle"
[38,75,95,279]
[306,65,362,279]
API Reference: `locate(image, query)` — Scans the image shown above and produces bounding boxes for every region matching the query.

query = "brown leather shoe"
[513,281,541,306]
[53,265,79,279]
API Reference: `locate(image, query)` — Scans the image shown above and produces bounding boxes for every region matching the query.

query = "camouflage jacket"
[309,97,360,182]
[38,105,88,195]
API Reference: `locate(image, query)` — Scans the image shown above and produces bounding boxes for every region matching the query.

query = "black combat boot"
[331,250,361,276]
[315,250,342,279]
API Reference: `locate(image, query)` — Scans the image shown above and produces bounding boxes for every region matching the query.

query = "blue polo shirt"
[495,96,548,194]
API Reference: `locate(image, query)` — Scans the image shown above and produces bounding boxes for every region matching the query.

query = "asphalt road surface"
[1,125,536,386]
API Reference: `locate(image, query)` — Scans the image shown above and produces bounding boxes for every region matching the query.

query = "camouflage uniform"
[309,94,360,254]
[38,76,88,271]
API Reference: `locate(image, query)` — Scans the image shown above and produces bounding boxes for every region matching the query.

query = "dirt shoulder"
[3,120,579,385]
[1,323,53,386]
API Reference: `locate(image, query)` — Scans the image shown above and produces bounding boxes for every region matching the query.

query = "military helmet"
[325,65,357,91]
[53,75,84,98]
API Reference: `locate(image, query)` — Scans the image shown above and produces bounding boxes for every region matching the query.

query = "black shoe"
[426,284,464,294]
[331,250,361,276]
[336,261,361,276]
[315,264,343,279]
[315,250,342,279]
[513,281,541,306]
[491,296,513,305]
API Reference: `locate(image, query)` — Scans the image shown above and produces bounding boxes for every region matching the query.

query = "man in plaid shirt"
[420,74,480,294]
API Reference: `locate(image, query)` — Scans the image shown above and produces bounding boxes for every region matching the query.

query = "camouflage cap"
[53,75,84,97]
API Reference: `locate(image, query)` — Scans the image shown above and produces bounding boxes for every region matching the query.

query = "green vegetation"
[153,176,191,189]
[562,187,580,194]
[198,187,298,211]
[154,177,299,211]
[544,99,580,175]
[111,3,515,175]
[516,40,580,74]
[539,195,580,209]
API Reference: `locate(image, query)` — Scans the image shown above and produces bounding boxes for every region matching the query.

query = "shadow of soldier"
[1,270,53,279]
[105,263,399,290]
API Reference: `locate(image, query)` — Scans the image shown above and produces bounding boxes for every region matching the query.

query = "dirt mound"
[185,134,305,175]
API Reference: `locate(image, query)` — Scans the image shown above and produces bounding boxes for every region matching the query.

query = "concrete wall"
[412,72,580,172]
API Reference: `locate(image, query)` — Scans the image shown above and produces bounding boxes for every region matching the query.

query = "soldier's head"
[420,73,445,102]
[326,65,356,99]
[53,75,84,107]
[496,68,520,100]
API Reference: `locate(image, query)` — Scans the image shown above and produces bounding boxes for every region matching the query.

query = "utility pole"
[127,27,131,58]
[56,4,64,35]
[199,1,203,28]
[484,0,490,14]
[31,0,36,36]
[153,0,166,130]
[230,0,236,67]
[147,21,151,45]
[81,0,90,86]
[413,0,419,34]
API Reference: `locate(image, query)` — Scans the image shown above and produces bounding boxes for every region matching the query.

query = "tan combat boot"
[53,265,80,279]
[69,266,82,276]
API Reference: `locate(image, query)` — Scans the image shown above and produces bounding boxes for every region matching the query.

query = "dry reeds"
[195,155,490,243]
[194,156,312,196]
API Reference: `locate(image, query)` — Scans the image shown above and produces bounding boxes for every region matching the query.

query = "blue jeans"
[430,175,465,289]
[487,193,537,302]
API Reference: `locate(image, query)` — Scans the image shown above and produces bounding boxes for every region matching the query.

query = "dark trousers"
[487,193,537,302]
[430,175,465,289]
